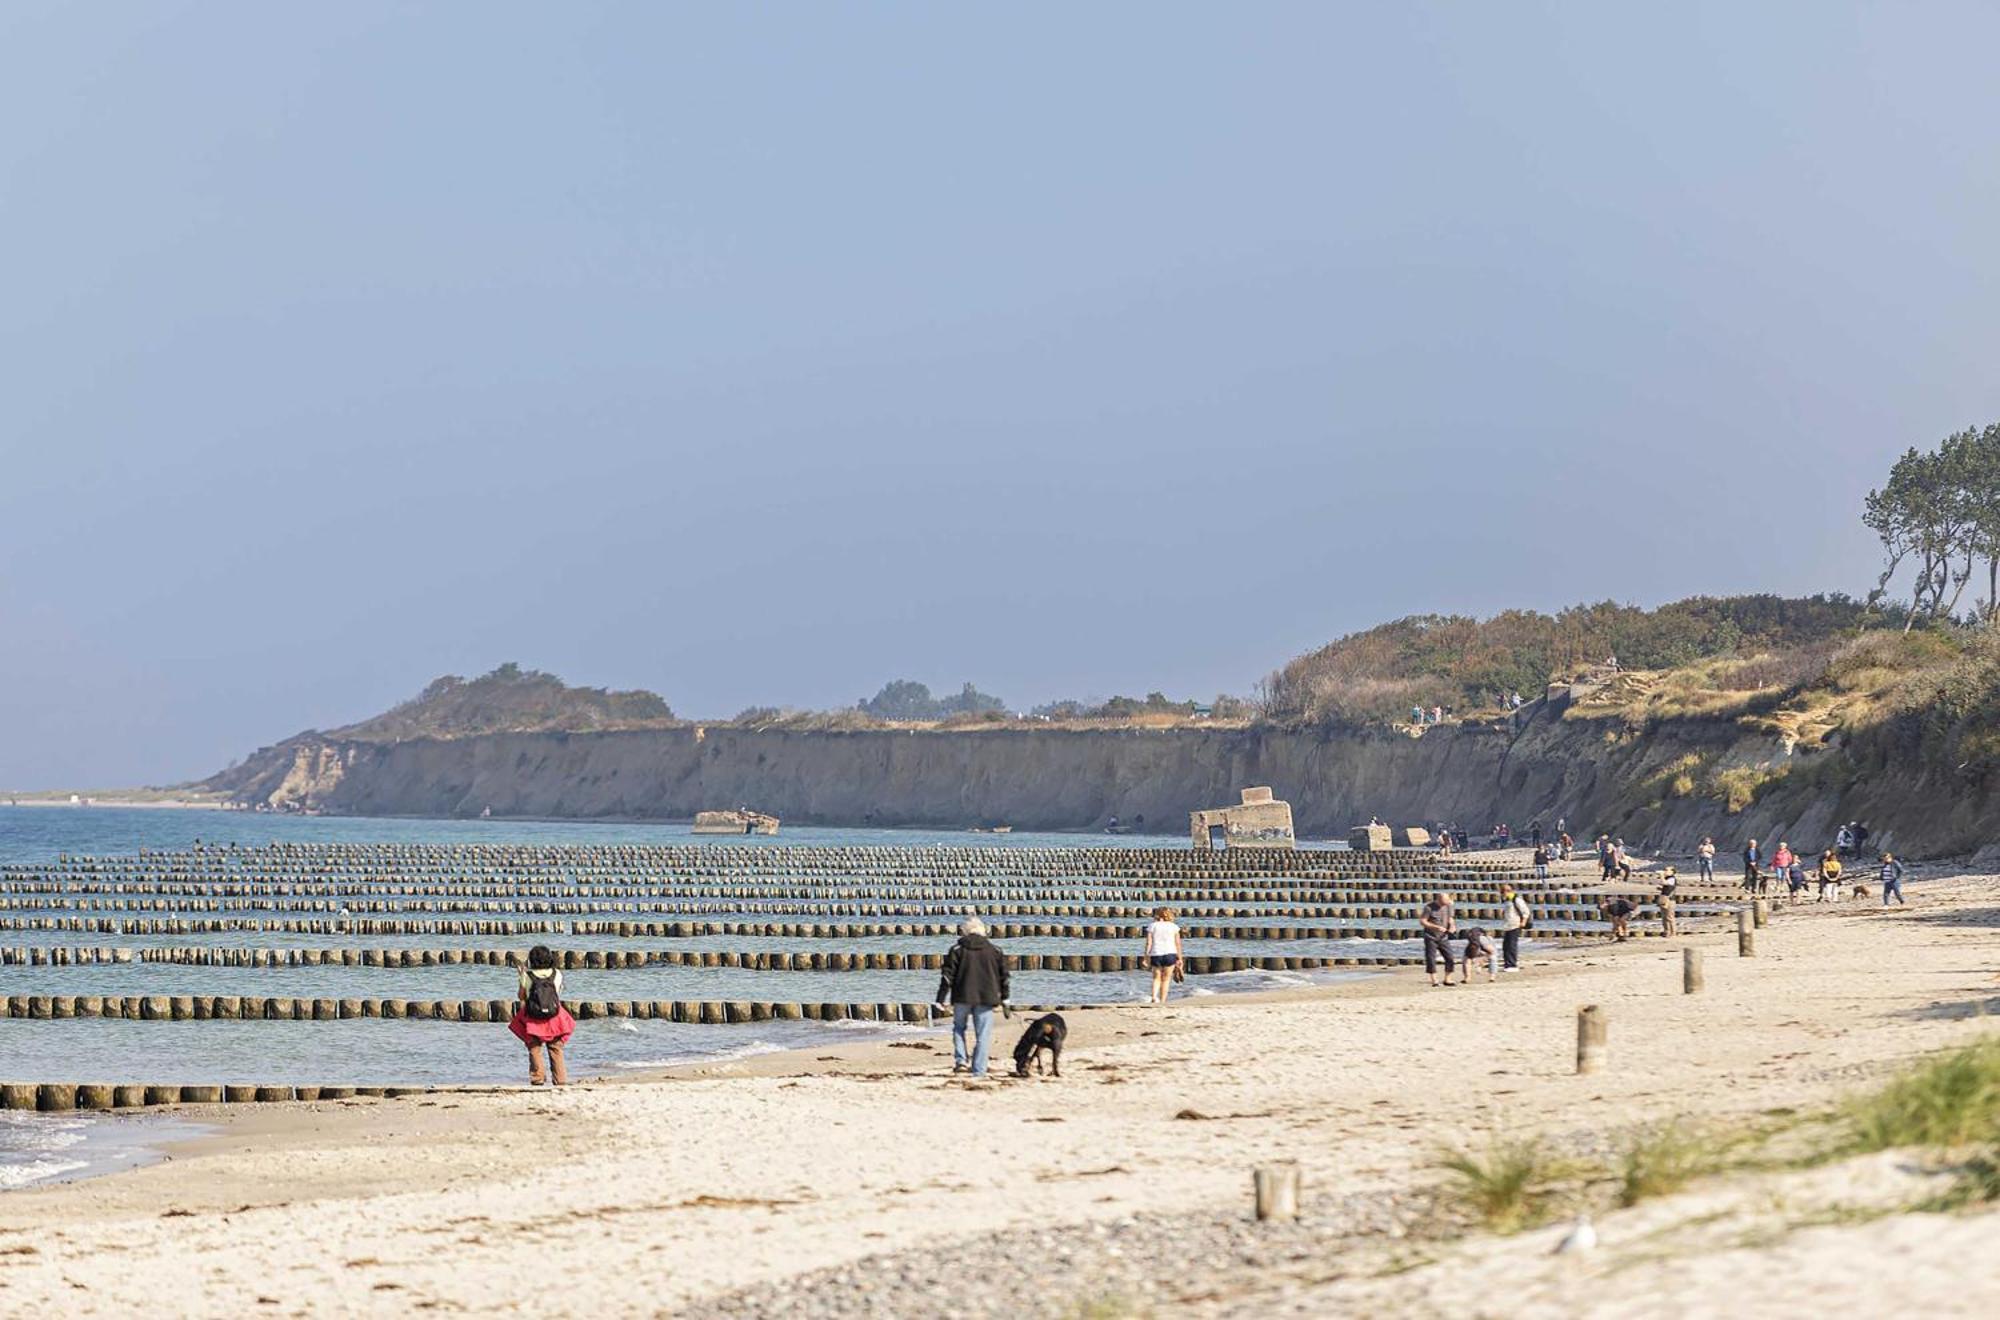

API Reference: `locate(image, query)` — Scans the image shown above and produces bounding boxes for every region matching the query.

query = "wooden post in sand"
[1753,899,1769,928]
[1254,1163,1301,1221]
[1576,1005,1608,1074]
[1737,909,1756,956]
[1683,947,1704,994]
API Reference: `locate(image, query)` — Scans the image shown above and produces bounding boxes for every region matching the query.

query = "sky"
[2,3,1997,787]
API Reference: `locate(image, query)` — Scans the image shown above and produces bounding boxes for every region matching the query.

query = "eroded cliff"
[203,698,1976,858]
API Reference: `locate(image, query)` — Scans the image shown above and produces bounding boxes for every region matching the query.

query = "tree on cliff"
[1865,423,2000,629]
[858,680,1008,720]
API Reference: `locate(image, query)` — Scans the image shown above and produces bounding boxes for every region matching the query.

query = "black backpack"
[524,971,562,1020]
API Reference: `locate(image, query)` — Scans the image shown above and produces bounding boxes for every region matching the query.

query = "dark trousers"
[1883,878,1904,905]
[1422,931,1456,975]
[1502,927,1522,969]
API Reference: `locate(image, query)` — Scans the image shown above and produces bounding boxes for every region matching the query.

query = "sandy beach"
[1,867,1995,1316]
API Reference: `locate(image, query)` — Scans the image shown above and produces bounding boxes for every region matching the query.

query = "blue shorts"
[1149,954,1180,968]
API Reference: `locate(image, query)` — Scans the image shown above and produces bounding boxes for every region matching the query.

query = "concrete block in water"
[1348,825,1393,852]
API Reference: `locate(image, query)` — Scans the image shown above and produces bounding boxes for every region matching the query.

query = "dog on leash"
[1012,1012,1067,1077]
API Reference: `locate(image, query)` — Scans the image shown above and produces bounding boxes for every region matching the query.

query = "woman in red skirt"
[509,944,575,1085]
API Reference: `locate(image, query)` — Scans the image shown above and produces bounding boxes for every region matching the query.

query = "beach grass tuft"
[1438,1138,1565,1232]
[1617,1124,1724,1207]
[1847,1038,2000,1153]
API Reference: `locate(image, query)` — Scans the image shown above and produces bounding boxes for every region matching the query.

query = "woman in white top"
[1143,906,1183,1005]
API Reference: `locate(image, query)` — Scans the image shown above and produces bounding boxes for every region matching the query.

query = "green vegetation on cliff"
[1264,594,1885,726]
[325,664,677,742]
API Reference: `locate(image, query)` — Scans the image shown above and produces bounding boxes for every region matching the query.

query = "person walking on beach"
[1696,837,1716,884]
[1498,882,1530,973]
[1817,849,1844,902]
[1142,906,1184,1005]
[509,944,575,1086]
[1597,835,1615,881]
[936,916,1010,1076]
[1771,841,1796,890]
[1532,842,1550,880]
[1656,871,1679,937]
[1742,838,1762,894]
[1878,854,1906,906]
[1420,891,1457,987]
[1609,838,1633,883]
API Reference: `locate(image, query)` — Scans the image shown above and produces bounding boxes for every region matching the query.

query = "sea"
[0,805,1379,1189]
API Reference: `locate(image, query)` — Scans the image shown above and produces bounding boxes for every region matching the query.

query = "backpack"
[1514,895,1534,932]
[523,970,562,1020]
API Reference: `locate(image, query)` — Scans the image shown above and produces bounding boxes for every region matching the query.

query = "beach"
[0,866,1992,1315]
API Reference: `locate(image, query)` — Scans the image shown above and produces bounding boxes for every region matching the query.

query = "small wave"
[610,1038,794,1069]
[0,1113,95,1191]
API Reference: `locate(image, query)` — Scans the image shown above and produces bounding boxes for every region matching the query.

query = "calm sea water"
[0,806,1367,1188]
[0,804,1194,864]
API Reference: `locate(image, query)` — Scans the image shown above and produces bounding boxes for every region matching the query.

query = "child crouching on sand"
[1459,926,1495,983]
[510,944,575,1086]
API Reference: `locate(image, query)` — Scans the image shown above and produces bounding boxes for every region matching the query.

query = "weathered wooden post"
[1737,909,1756,957]
[1576,1005,1608,1074]
[1752,899,1769,928]
[1253,1163,1301,1221]
[1683,947,1704,994]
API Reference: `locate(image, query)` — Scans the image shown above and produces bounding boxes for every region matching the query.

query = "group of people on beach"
[1735,834,1905,904]
[1418,885,1532,986]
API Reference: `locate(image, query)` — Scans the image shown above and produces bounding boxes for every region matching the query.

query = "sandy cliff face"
[205,702,1977,857]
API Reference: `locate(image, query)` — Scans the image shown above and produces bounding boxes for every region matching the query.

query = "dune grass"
[1848,1039,2000,1153]
[1617,1123,1730,1207]
[1438,1138,1568,1232]
[1847,1037,2000,1209]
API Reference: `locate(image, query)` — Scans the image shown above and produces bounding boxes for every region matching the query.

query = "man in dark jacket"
[935,915,1010,1077]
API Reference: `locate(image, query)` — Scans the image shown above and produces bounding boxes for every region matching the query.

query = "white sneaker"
[1503,966,1522,973]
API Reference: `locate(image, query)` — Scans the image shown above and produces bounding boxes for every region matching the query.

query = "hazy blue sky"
[3,3,1997,786]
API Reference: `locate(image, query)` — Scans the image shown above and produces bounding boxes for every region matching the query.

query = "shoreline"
[1,869,1992,1315]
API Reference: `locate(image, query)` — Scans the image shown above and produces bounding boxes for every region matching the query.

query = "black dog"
[1012,1012,1067,1078]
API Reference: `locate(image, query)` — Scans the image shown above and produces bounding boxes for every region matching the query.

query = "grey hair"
[960,915,987,936]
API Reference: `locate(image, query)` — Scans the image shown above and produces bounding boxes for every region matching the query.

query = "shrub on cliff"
[329,665,676,741]
[1263,594,1885,726]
